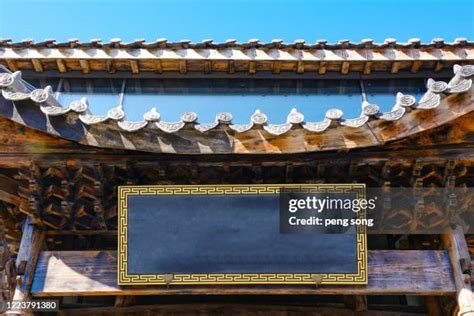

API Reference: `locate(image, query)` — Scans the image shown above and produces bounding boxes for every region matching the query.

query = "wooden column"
[0,219,15,313]
[6,217,44,315]
[442,226,474,316]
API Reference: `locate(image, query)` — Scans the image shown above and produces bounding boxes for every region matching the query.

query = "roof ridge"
[0,38,472,49]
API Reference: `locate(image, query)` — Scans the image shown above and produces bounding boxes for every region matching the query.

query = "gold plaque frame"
[118,184,367,285]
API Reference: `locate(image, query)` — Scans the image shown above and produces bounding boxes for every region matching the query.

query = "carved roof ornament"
[157,121,185,134]
[69,97,89,113]
[287,108,304,124]
[302,120,331,133]
[325,108,343,120]
[341,103,372,128]
[0,64,472,138]
[195,112,232,133]
[251,109,268,125]
[143,107,160,122]
[117,120,148,132]
[181,112,198,123]
[0,71,30,101]
[447,64,473,93]
[229,109,267,133]
[262,108,304,136]
[216,112,233,124]
[106,105,125,121]
[0,72,16,88]
[361,101,380,117]
[397,93,416,108]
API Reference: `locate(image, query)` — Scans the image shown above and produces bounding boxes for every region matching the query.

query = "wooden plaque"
[118,184,367,285]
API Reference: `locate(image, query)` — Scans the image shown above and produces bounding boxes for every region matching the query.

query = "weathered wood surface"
[7,217,44,315]
[0,97,473,156]
[10,218,44,297]
[0,219,15,313]
[452,226,472,274]
[31,250,455,296]
[0,61,473,155]
[0,156,472,240]
[57,303,427,316]
[0,109,473,163]
[1,40,473,75]
[442,230,474,315]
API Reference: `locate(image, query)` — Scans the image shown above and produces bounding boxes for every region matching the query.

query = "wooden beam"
[410,61,423,73]
[452,225,472,274]
[106,60,115,74]
[179,60,187,74]
[31,250,455,296]
[272,61,281,74]
[296,61,304,74]
[391,62,401,74]
[442,228,474,315]
[248,61,256,75]
[363,62,372,75]
[18,67,453,80]
[0,189,22,207]
[154,60,162,74]
[5,59,17,72]
[204,61,211,74]
[0,46,472,65]
[434,61,444,73]
[341,61,350,75]
[129,60,139,74]
[57,303,427,316]
[79,60,90,74]
[31,59,43,73]
[318,61,327,75]
[56,59,67,73]
[9,217,44,315]
[227,60,234,74]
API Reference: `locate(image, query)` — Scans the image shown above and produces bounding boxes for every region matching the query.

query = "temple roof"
[0,37,471,49]
[1,38,472,75]
[0,64,473,154]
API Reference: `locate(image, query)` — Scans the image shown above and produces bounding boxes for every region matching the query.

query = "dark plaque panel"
[118,185,367,285]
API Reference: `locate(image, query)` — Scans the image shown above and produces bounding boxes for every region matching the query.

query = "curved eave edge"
[1,64,473,135]
[0,64,473,154]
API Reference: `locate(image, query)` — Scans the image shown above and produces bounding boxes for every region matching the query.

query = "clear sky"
[0,0,473,43]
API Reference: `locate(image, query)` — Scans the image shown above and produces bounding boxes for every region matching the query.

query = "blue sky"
[0,0,473,43]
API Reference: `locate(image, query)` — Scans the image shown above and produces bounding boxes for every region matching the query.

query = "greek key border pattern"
[118,184,368,285]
